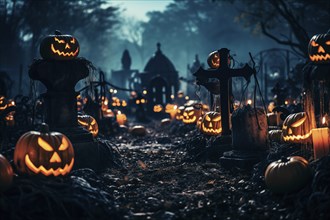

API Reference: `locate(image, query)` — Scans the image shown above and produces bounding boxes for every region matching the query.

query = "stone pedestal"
[29,59,106,171]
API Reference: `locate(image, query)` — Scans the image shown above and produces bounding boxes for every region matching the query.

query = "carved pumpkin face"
[176,106,185,121]
[40,31,79,60]
[282,112,312,143]
[201,111,222,135]
[153,104,163,113]
[14,124,74,176]
[207,50,230,69]
[78,115,99,137]
[308,33,330,63]
[182,106,202,124]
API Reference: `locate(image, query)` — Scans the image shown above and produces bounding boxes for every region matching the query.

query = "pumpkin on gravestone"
[308,31,330,63]
[282,112,312,144]
[77,114,99,137]
[264,156,313,194]
[0,154,14,192]
[207,50,231,69]
[14,123,74,176]
[40,30,79,60]
[201,111,222,136]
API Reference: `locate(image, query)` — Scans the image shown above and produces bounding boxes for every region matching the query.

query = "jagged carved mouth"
[51,44,79,57]
[309,54,330,62]
[25,154,74,176]
[183,116,196,124]
[202,123,222,134]
[282,130,312,141]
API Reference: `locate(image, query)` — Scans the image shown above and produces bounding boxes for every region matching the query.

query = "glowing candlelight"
[116,111,127,125]
[312,127,330,160]
[247,99,252,105]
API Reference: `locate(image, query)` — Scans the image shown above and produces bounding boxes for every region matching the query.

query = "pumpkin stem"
[40,123,50,133]
[55,30,62,35]
[280,156,289,163]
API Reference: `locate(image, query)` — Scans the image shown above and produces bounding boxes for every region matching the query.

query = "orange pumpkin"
[14,123,74,176]
[0,154,14,192]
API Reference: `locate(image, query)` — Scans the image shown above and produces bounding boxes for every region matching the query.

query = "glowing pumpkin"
[14,123,74,176]
[308,32,330,63]
[0,154,14,192]
[176,106,185,121]
[282,112,312,143]
[40,30,79,60]
[116,111,127,125]
[182,106,202,124]
[201,111,222,135]
[207,50,231,69]
[265,156,313,194]
[153,104,163,113]
[78,114,99,137]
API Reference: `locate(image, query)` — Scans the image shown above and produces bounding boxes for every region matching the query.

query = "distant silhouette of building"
[111,49,138,98]
[138,43,179,111]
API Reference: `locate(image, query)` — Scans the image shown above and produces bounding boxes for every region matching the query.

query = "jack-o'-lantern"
[282,112,312,143]
[182,106,202,124]
[14,123,74,176]
[77,114,99,137]
[153,104,163,113]
[207,50,231,69]
[308,32,330,63]
[165,104,177,120]
[201,111,222,135]
[40,30,79,60]
[176,106,185,121]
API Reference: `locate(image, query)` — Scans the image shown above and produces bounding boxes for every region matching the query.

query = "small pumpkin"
[14,123,74,176]
[130,125,146,136]
[264,156,313,194]
[0,154,14,192]
[201,111,222,135]
[308,32,330,63]
[153,104,163,113]
[282,112,312,143]
[207,50,231,69]
[182,106,202,124]
[116,111,127,125]
[161,118,171,126]
[40,30,79,60]
[78,114,99,137]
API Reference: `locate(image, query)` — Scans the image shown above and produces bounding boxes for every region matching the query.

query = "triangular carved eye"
[205,115,211,121]
[311,41,319,47]
[38,137,54,151]
[59,137,69,151]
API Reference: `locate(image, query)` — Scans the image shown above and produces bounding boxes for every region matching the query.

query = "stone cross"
[194,48,255,135]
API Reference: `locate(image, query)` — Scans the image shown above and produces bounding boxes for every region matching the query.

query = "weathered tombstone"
[220,105,268,168]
